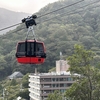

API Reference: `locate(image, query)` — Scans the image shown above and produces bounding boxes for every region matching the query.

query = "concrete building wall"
[29,72,74,100]
[29,60,71,100]
[56,60,70,73]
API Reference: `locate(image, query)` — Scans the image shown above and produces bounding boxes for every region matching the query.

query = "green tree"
[49,67,56,72]
[65,44,100,100]
[10,79,17,86]
[22,74,29,88]
[47,90,63,100]
[16,89,29,100]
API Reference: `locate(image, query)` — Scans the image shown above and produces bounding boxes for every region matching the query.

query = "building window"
[63,78,66,81]
[52,78,55,81]
[60,89,65,93]
[64,83,67,87]
[60,78,63,81]
[67,77,73,81]
[53,84,55,87]
[60,84,64,87]
[56,78,58,81]
[67,83,72,87]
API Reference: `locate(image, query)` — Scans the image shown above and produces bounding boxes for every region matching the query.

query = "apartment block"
[29,60,73,100]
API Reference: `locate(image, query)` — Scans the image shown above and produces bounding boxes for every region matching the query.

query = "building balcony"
[40,86,69,90]
[29,78,40,83]
[40,80,74,84]
[29,83,41,89]
[29,88,41,95]
[29,93,41,100]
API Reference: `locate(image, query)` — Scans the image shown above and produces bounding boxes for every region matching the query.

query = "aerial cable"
[45,4,100,23]
[37,0,84,18]
[0,0,99,32]
[0,23,22,31]
[11,2,100,35]
[3,0,100,34]
[2,0,100,34]
[0,0,84,32]
[37,0,100,24]
[11,27,26,33]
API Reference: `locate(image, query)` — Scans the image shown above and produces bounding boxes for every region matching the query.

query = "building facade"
[29,60,73,100]
[29,72,74,100]
[56,60,69,73]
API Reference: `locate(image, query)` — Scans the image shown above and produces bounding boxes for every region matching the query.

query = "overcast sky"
[0,0,59,14]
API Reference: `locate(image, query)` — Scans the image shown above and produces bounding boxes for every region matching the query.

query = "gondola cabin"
[16,40,46,64]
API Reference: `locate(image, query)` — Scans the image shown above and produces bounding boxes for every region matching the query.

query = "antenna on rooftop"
[60,52,63,60]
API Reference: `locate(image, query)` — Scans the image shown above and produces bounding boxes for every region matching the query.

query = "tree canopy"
[65,44,100,100]
[0,0,100,80]
[47,90,63,100]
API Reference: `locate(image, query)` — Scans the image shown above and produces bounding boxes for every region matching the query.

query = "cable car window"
[25,42,35,56]
[37,43,43,53]
[30,42,34,56]
[16,43,25,57]
[36,43,44,56]
[17,43,25,52]
[26,42,31,56]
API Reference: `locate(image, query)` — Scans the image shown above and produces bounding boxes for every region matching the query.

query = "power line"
[0,23,22,31]
[37,0,100,24]
[0,0,99,32]
[2,0,100,34]
[37,0,84,18]
[0,0,84,32]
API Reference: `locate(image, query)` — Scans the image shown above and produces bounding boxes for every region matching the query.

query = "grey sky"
[0,0,59,13]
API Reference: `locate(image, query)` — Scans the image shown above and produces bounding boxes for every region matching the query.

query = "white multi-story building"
[29,60,74,100]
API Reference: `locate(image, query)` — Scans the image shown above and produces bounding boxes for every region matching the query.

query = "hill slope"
[0,0,100,80]
[0,8,30,34]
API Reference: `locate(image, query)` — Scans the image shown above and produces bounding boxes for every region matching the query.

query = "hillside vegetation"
[0,0,100,80]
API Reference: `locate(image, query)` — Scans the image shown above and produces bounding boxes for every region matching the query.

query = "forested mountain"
[0,0,100,80]
[0,8,30,34]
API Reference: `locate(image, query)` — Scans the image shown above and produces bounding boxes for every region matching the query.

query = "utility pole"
[3,88,8,100]
[3,89,4,100]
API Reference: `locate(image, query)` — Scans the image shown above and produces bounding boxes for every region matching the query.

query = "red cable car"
[15,15,46,64]
[16,40,46,64]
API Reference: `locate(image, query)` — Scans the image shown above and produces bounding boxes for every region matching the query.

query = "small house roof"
[8,71,23,79]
